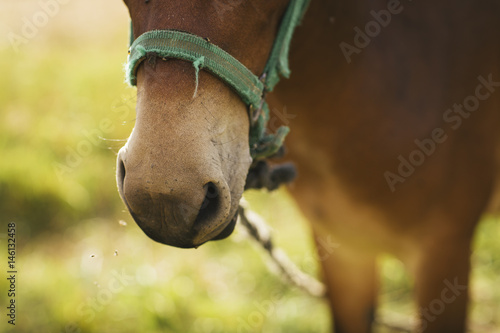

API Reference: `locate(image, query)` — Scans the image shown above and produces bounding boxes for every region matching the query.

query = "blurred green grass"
[0,1,498,332]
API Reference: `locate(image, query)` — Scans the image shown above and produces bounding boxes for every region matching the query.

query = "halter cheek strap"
[126,0,310,160]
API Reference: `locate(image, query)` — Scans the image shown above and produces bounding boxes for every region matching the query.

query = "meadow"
[0,1,498,332]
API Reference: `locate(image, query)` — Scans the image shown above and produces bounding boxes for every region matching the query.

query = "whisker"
[201,101,216,120]
[213,136,238,145]
[98,137,129,142]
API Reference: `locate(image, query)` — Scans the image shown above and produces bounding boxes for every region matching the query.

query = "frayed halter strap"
[126,0,310,160]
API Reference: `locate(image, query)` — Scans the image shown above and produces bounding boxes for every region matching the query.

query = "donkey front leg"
[410,232,473,333]
[316,234,378,333]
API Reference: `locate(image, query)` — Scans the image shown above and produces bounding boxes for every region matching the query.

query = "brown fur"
[117,0,500,331]
[271,1,500,332]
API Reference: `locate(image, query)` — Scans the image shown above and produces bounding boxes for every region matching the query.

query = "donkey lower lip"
[193,211,238,247]
[210,212,238,240]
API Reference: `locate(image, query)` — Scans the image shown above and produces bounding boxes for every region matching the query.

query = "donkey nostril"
[194,182,221,228]
[117,158,126,193]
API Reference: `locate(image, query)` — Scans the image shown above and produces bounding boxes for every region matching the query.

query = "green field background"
[0,1,498,332]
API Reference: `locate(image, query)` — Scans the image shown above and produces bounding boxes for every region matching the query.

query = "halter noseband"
[126,0,310,160]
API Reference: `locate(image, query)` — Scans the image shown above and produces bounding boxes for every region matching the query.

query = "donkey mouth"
[191,210,238,247]
[129,209,238,249]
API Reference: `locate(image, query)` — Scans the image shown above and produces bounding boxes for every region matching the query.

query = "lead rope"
[237,199,326,298]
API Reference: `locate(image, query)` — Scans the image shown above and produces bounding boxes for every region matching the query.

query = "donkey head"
[117,0,291,248]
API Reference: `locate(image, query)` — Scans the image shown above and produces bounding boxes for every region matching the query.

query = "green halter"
[126,0,310,160]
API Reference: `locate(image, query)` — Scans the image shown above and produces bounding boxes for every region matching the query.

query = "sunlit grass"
[2,204,330,333]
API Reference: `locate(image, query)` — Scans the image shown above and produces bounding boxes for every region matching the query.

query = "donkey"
[116,0,500,332]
